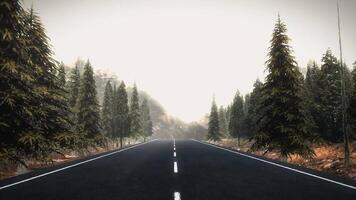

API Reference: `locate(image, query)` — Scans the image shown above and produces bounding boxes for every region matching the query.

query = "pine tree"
[350,61,356,139]
[141,98,153,141]
[22,7,72,159]
[252,16,314,159]
[320,49,343,142]
[244,79,263,138]
[305,61,323,137]
[67,62,81,134]
[101,81,114,138]
[77,60,103,147]
[218,106,228,137]
[115,82,130,148]
[229,91,244,146]
[68,62,81,109]
[207,99,221,141]
[129,84,143,139]
[0,0,40,164]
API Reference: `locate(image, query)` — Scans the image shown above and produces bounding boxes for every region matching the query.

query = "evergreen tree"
[305,61,323,137]
[101,81,114,137]
[67,61,81,134]
[207,99,221,141]
[251,16,314,159]
[218,106,228,137]
[244,79,263,138]
[0,0,40,164]
[115,82,130,147]
[350,61,356,140]
[320,49,343,142]
[77,60,103,146]
[23,7,72,158]
[68,62,81,109]
[229,91,244,146]
[141,98,153,141]
[129,84,143,138]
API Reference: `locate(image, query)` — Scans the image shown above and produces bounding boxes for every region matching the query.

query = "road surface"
[0,139,355,200]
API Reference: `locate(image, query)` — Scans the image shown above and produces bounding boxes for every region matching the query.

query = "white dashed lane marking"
[174,161,178,173]
[174,192,181,200]
[174,152,176,157]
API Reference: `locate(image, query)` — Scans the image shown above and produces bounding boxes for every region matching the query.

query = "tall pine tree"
[252,16,314,159]
[207,99,221,141]
[115,81,130,147]
[229,91,244,146]
[141,98,153,142]
[320,49,343,142]
[129,84,143,139]
[218,106,228,137]
[0,0,40,164]
[244,79,263,138]
[350,61,356,140]
[101,81,114,138]
[77,60,103,147]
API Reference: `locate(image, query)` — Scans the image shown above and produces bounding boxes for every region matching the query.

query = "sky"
[23,0,356,123]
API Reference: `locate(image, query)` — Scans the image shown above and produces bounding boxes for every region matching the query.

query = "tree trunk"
[120,137,123,149]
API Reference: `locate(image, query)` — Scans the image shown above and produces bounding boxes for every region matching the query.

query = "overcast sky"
[24,0,356,122]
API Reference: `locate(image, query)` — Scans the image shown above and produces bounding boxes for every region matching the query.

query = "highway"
[0,139,355,200]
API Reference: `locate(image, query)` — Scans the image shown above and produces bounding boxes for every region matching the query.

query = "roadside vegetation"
[0,1,153,179]
[207,16,355,178]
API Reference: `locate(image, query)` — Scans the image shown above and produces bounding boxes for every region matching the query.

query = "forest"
[207,16,355,174]
[0,1,155,173]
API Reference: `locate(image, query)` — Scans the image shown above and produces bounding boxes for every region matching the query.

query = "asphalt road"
[0,139,355,200]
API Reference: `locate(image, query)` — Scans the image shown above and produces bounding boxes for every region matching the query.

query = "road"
[0,139,355,200]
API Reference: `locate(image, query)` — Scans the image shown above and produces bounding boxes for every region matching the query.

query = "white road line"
[174,192,181,200]
[192,139,356,190]
[174,161,178,173]
[174,147,176,151]
[0,140,157,190]
[174,152,176,157]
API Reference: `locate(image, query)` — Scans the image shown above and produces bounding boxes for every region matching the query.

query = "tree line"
[0,1,153,168]
[208,16,355,164]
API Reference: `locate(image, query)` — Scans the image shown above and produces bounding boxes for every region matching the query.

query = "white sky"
[24,0,356,123]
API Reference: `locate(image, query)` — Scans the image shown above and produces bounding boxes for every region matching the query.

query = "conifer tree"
[252,16,314,159]
[67,61,81,134]
[229,91,244,146]
[101,81,114,137]
[129,84,143,139]
[244,79,263,138]
[23,7,72,158]
[68,62,81,110]
[0,0,39,164]
[320,49,343,141]
[77,60,103,146]
[141,98,153,141]
[218,106,228,137]
[350,61,356,139]
[115,82,130,147]
[207,99,221,141]
[305,61,323,137]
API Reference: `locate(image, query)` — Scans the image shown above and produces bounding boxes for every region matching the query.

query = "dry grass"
[212,139,356,180]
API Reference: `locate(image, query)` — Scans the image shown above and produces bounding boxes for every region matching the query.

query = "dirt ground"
[214,139,356,180]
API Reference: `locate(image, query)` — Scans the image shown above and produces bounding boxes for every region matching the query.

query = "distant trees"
[77,61,103,147]
[207,99,221,141]
[218,106,229,137]
[229,91,245,146]
[130,84,143,138]
[101,81,114,138]
[114,82,130,147]
[141,98,153,141]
